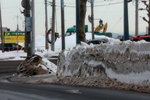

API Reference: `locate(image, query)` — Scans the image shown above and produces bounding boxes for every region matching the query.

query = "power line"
[94,1,123,7]
[53,1,124,8]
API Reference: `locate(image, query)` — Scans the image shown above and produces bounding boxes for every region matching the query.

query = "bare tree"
[139,0,150,35]
[79,0,87,42]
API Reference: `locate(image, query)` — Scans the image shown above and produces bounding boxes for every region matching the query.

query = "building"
[0,27,10,33]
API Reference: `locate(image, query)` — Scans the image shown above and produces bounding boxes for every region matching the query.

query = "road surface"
[0,81,150,100]
[0,61,22,73]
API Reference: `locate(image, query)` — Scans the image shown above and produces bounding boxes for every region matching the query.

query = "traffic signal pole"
[23,0,32,57]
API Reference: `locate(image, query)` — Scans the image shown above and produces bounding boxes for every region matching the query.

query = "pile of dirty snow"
[17,55,57,76]
[57,40,150,86]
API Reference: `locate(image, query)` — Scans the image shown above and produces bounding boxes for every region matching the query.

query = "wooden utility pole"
[135,0,139,36]
[51,0,56,51]
[61,0,65,50]
[124,0,129,40]
[0,3,4,52]
[45,0,49,50]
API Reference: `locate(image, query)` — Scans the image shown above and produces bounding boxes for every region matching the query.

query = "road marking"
[65,89,82,94]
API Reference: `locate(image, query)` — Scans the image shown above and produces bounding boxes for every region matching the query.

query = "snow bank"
[57,41,150,86]
[17,55,57,76]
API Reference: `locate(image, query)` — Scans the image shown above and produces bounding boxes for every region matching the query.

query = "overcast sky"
[1,0,148,35]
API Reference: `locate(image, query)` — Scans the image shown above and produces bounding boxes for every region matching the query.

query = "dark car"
[89,38,109,44]
[0,43,24,51]
[117,35,133,41]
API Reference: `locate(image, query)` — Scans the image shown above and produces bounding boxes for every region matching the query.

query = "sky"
[0,0,148,36]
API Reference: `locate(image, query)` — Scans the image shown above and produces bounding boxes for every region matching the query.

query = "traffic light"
[21,0,26,8]
[21,0,31,16]
[21,0,31,10]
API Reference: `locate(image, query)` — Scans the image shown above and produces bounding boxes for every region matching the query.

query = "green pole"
[124,0,129,40]
[76,0,81,44]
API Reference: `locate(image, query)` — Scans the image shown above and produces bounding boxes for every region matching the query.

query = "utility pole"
[0,3,4,52]
[76,0,81,44]
[124,0,129,40]
[16,15,19,32]
[51,0,56,51]
[91,0,95,39]
[61,0,65,50]
[135,0,139,36]
[45,0,49,50]
[31,0,35,54]
[16,15,19,50]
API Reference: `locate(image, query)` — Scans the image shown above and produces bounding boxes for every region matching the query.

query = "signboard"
[4,32,25,43]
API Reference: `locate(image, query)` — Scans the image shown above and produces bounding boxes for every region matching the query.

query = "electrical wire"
[94,1,123,7]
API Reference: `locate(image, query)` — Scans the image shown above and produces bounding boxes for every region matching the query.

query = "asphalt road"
[0,81,150,100]
[0,61,22,73]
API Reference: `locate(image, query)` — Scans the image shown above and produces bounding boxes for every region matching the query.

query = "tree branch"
[143,17,149,23]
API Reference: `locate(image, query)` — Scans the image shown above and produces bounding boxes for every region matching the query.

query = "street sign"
[25,17,32,32]
[4,32,25,43]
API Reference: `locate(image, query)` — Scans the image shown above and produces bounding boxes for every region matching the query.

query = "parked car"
[117,35,133,41]
[89,38,109,44]
[0,43,24,51]
[132,35,150,42]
